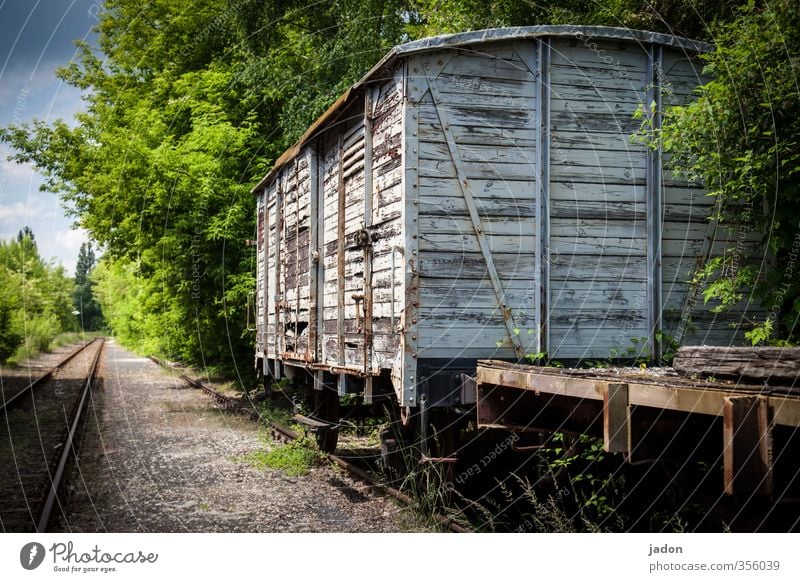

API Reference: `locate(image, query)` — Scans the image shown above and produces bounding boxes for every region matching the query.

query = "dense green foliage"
[408,0,741,40]
[2,0,415,376]
[74,242,105,331]
[0,230,76,363]
[1,0,797,377]
[654,0,800,343]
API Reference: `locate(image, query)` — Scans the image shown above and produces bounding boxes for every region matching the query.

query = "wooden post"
[604,383,629,453]
[723,396,773,496]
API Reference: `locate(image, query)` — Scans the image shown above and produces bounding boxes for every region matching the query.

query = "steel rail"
[0,338,101,415]
[36,338,105,532]
[148,356,471,533]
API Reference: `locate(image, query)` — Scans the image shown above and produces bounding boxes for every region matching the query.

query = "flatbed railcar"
[251,26,764,453]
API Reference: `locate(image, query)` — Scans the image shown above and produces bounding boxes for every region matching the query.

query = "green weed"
[242,436,322,477]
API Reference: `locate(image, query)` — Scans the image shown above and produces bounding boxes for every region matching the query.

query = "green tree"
[0,0,414,375]
[74,242,104,331]
[92,257,144,347]
[407,0,741,40]
[0,230,75,363]
[0,0,786,373]
[654,0,800,343]
[17,226,36,246]
[0,268,23,361]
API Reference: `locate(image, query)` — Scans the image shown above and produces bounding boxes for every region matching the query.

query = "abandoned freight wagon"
[251,26,763,451]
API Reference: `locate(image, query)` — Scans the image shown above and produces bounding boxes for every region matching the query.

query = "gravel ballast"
[56,339,425,532]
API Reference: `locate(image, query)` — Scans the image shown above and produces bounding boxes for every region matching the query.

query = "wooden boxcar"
[252,26,763,447]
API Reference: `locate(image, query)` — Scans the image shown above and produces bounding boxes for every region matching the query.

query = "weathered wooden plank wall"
[275,150,313,361]
[410,44,539,360]
[321,129,342,365]
[547,38,649,359]
[265,180,279,359]
[260,149,315,364]
[368,68,405,370]
[341,118,367,368]
[255,193,266,359]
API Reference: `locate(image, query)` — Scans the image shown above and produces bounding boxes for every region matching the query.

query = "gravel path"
[55,339,425,532]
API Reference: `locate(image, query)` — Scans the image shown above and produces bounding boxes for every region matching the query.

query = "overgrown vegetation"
[4,0,791,379]
[242,435,323,477]
[443,430,722,532]
[0,229,76,364]
[648,0,800,344]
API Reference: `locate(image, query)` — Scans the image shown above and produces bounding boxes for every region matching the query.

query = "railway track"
[148,357,470,533]
[0,338,105,532]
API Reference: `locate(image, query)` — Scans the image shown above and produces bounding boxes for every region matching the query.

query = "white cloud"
[0,197,44,223]
[0,157,36,181]
[0,201,28,222]
[49,227,89,275]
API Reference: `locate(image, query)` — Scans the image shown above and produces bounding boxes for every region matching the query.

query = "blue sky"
[0,0,100,274]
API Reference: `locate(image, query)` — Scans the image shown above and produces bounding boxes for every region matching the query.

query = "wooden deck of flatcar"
[476,360,800,498]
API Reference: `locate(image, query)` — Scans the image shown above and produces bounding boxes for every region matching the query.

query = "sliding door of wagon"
[320,120,370,372]
[340,121,369,369]
[368,73,404,371]
[546,38,649,359]
[277,154,314,362]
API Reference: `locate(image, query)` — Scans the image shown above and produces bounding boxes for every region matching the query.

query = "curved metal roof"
[377,24,711,63]
[253,25,711,192]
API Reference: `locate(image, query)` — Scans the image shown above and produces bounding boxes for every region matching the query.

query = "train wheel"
[313,385,340,453]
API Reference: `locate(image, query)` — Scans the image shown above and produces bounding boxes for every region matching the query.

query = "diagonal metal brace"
[421,65,524,359]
